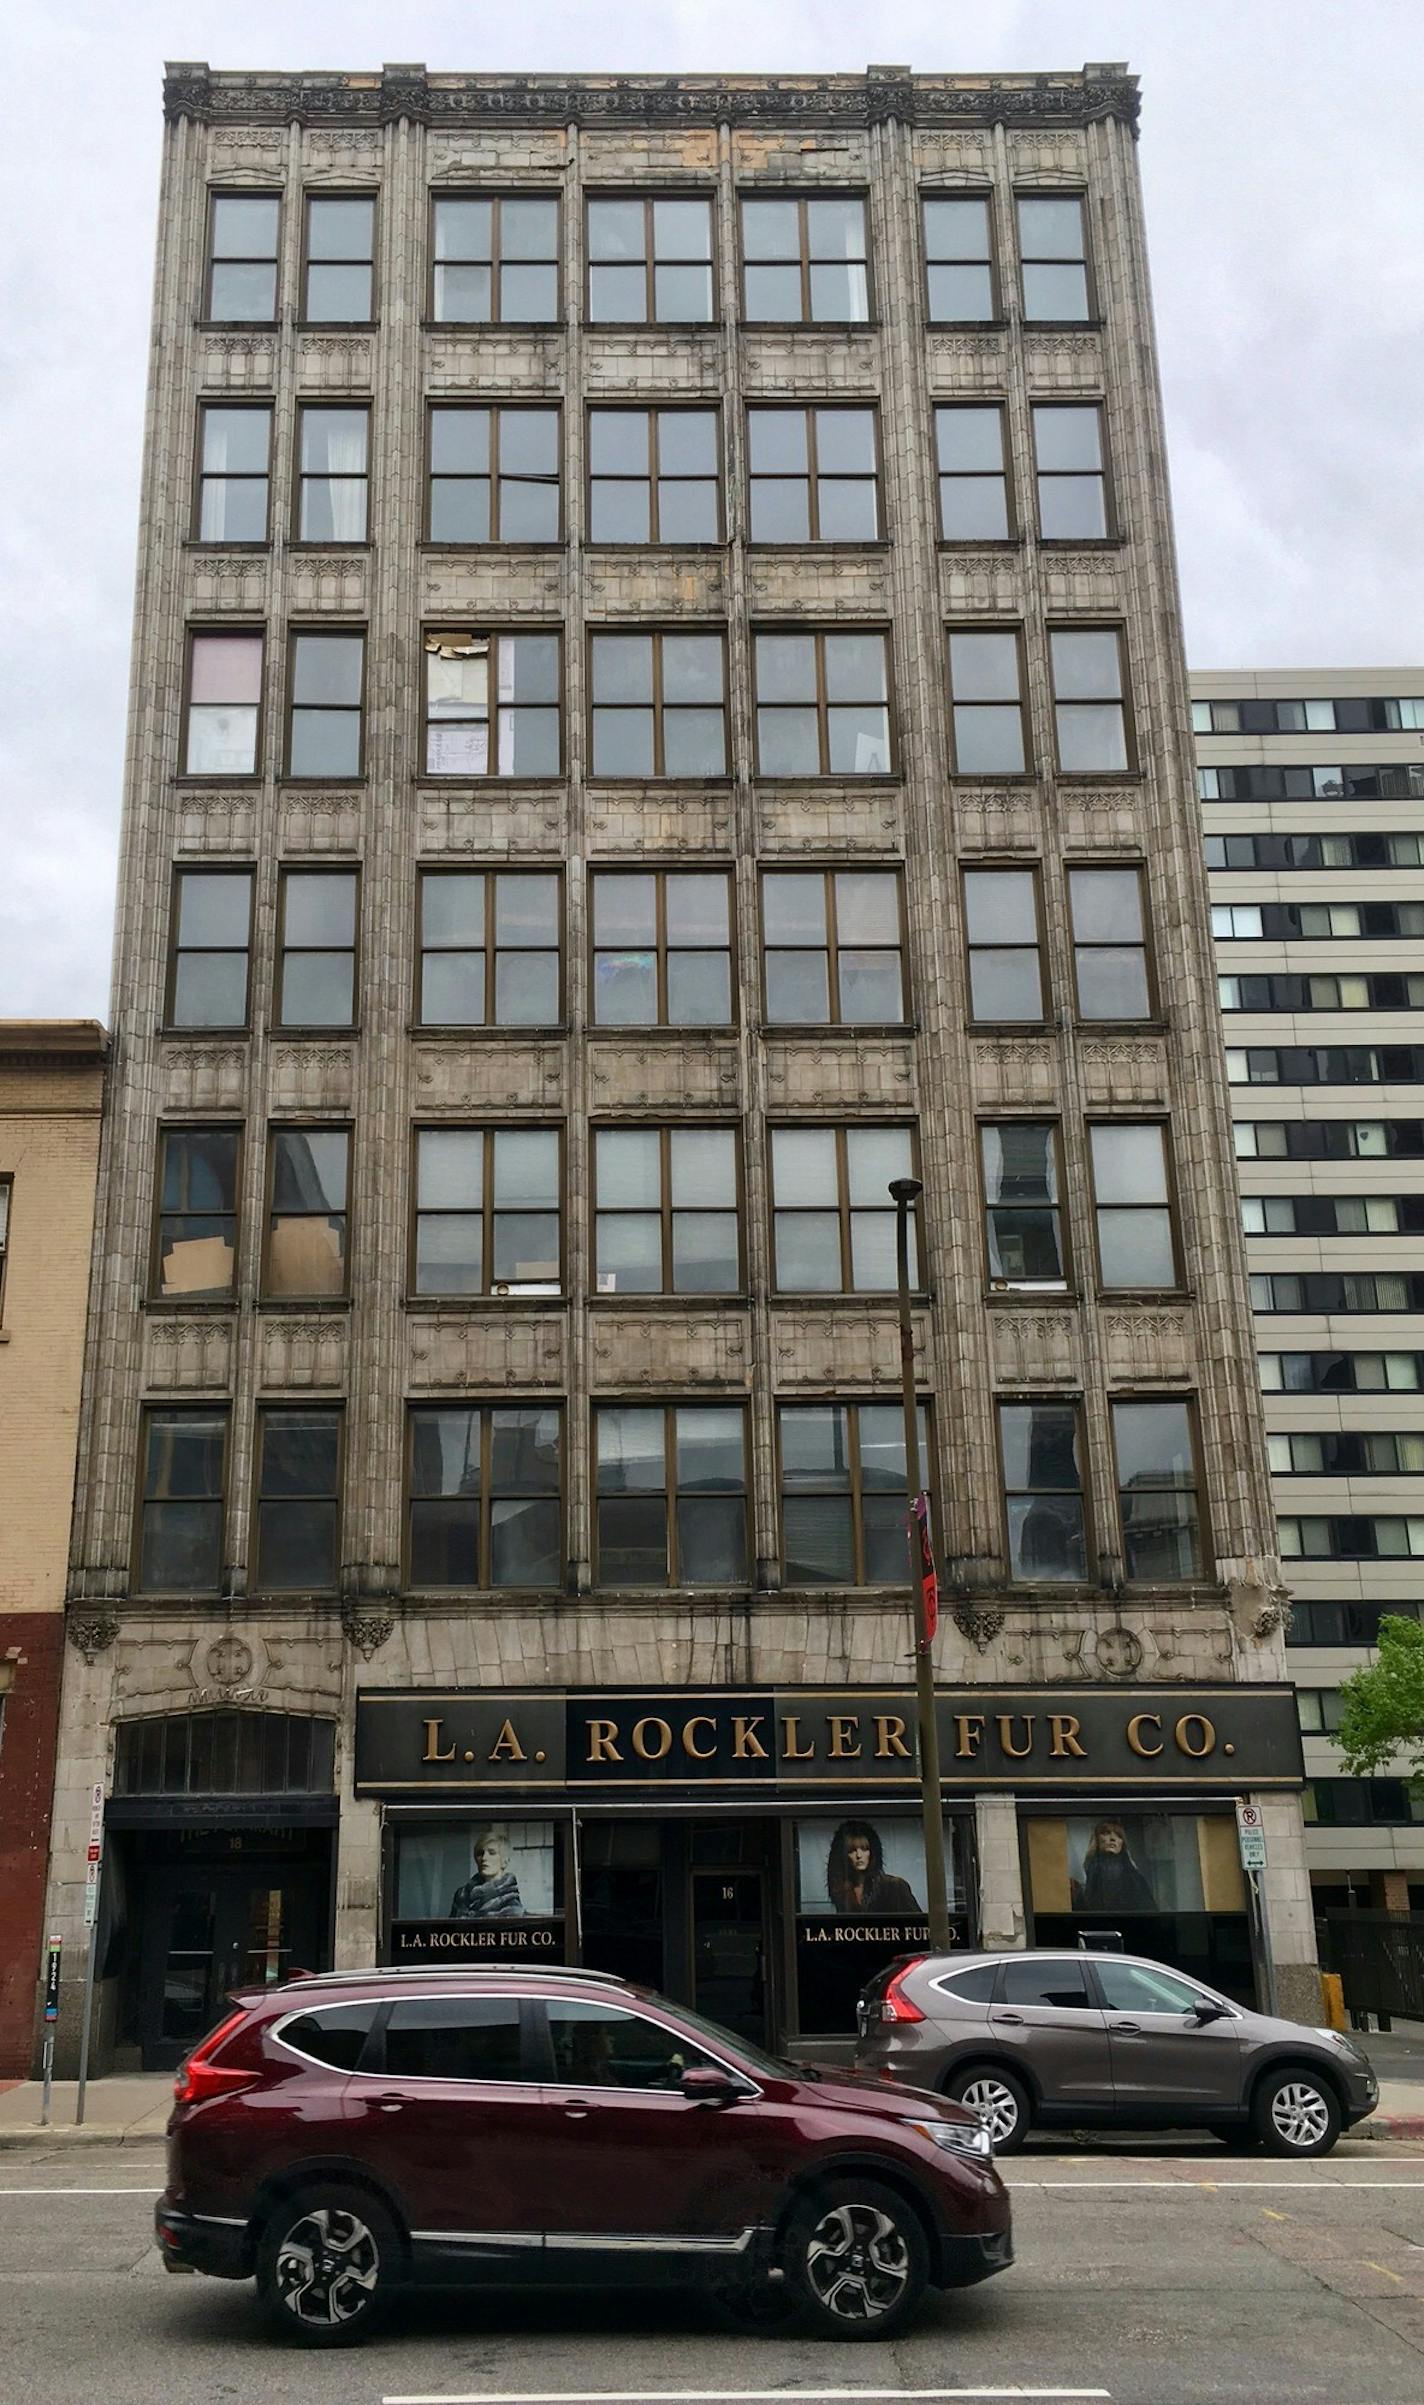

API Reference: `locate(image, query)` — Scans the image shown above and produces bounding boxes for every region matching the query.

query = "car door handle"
[559,2099,590,2119]
[996,2011,1024,2025]
[1111,2021,1141,2034]
[373,2092,405,2113]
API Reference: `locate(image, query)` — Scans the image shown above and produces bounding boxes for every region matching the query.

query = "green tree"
[1335,1614,1424,1783]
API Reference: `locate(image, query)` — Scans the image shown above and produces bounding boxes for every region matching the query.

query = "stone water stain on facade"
[46,59,1315,2071]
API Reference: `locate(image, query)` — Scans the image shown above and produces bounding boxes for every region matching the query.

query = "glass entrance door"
[138,1861,328,2068]
[692,1867,767,2043]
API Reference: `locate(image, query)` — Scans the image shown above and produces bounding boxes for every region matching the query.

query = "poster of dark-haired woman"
[823,1818,923,1917]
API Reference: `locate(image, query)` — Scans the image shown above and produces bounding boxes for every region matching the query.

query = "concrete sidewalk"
[1,2034,1422,2148]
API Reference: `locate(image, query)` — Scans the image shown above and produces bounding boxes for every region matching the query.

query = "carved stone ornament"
[1224,1562,1293,1644]
[952,1603,1005,1652]
[165,66,1139,135]
[342,1604,395,1660]
[68,1609,121,1663]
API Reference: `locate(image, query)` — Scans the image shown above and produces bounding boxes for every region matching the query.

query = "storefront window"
[392,1818,565,1962]
[794,1813,970,2036]
[1025,1810,1252,1999]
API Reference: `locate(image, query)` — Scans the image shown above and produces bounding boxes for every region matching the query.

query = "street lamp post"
[890,1175,952,1952]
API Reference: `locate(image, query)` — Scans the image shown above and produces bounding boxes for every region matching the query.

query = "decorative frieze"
[288,554,369,612]
[412,1042,566,1110]
[990,1307,1080,1387]
[199,336,277,392]
[1041,555,1123,613]
[258,1316,349,1391]
[296,335,374,392]
[938,553,1024,615]
[143,1314,234,1393]
[739,334,881,396]
[746,553,890,612]
[587,1041,741,1111]
[925,335,1007,392]
[761,1039,915,1110]
[585,556,726,615]
[953,789,1041,851]
[269,1043,355,1111]
[409,1312,566,1390]
[424,334,560,394]
[972,1038,1057,1109]
[161,1043,248,1112]
[1078,1036,1169,1108]
[175,792,258,854]
[278,793,362,854]
[417,791,565,856]
[188,554,268,611]
[582,334,722,393]
[422,555,563,617]
[1023,335,1104,389]
[589,1311,749,1389]
[1060,788,1145,851]
[586,792,734,856]
[771,1308,920,1390]
[757,791,902,854]
[1102,1307,1192,1384]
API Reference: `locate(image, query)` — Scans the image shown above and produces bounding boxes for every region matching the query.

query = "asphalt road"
[3,2138,1424,2405]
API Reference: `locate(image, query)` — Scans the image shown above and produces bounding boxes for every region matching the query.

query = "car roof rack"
[267,1963,633,1990]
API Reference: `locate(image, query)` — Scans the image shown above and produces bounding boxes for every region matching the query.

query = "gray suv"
[855,1950,1377,2156]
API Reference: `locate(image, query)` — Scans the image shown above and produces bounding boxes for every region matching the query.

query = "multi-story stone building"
[1196,666,1424,1921]
[0,1020,107,2076]
[48,59,1312,2074]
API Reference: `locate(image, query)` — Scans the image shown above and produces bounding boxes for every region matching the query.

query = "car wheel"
[256,2183,398,2347]
[945,2064,1031,2154]
[1252,2068,1342,2159]
[783,2177,928,2341]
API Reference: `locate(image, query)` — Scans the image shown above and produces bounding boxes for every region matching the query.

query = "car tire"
[1252,2067,1342,2159]
[782,2177,929,2341]
[944,2064,1031,2154]
[256,2183,399,2347]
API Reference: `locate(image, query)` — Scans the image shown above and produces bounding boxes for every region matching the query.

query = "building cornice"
[163,61,1140,135]
[0,1019,109,1064]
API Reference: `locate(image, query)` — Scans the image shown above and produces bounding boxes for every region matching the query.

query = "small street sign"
[1236,1798,1268,1870]
[43,1938,62,2024]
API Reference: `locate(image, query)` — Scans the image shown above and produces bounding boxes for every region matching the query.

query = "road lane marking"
[384,2391,1114,2404]
[1262,2208,1288,2220]
[1363,2260,1405,2281]
[1006,2178,1424,2190]
[0,2186,156,2196]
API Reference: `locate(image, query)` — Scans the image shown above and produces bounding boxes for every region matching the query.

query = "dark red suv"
[157,1965,1011,2346]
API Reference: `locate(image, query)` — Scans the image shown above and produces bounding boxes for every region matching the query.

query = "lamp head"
[888,1177,924,1205]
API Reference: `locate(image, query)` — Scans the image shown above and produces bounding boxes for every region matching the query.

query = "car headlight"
[1315,2028,1365,2060]
[913,2117,994,2160]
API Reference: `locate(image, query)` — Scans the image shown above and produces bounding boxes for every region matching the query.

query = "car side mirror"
[1190,2000,1228,2024]
[679,2064,746,2106]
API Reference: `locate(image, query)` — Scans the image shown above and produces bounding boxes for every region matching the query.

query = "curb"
[0,2126,168,2151]
[1365,2114,1424,2142]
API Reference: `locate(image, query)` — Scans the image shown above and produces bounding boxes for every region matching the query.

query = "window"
[740,194,870,324]
[114,1710,335,1798]
[1258,1351,1424,1397]
[591,870,732,1027]
[947,630,1027,771]
[747,407,879,542]
[770,1125,917,1292]
[586,195,715,324]
[154,1127,239,1298]
[1212,906,1264,940]
[195,406,270,542]
[417,870,560,1027]
[0,1180,9,1321]
[547,1998,717,2088]
[779,1402,929,1587]
[1000,1957,1093,2010]
[1033,405,1108,539]
[963,868,1043,1023]
[279,2003,379,2073]
[1069,867,1151,1020]
[265,1127,349,1298]
[922,195,994,321]
[980,1122,1065,1289]
[1017,194,1090,322]
[999,1402,1087,1583]
[762,869,906,1024]
[1269,1432,1424,1477]
[286,631,364,776]
[168,869,253,1028]
[206,193,279,320]
[596,1404,748,1585]
[936,1962,999,2004]
[1305,1778,1424,1828]
[587,409,720,544]
[407,1404,561,1588]
[1251,1273,1424,1314]
[589,630,727,775]
[1281,1516,1424,1562]
[1050,628,1130,770]
[1113,1400,1204,1582]
[412,1127,560,1297]
[184,631,263,775]
[431,195,559,324]
[1195,693,1424,735]
[427,406,560,543]
[303,195,375,322]
[753,630,891,776]
[934,406,1010,541]
[594,1128,740,1294]
[137,1409,227,1593]
[1094,1961,1206,2015]
[277,870,358,1026]
[384,1995,525,2082]
[1089,1124,1178,1291]
[296,407,369,542]
[254,1409,341,1592]
[423,629,561,777]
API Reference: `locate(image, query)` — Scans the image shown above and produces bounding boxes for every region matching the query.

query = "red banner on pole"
[912,1490,938,1647]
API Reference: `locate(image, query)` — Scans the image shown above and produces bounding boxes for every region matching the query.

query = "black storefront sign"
[356,1683,1304,1797]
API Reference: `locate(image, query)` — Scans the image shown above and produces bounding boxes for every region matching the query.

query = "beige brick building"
[0,1021,107,2075]
[48,61,1314,2073]
[1196,666,1424,1923]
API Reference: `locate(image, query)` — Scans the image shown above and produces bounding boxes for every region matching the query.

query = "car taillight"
[880,1963,927,2025]
[173,2009,257,2106]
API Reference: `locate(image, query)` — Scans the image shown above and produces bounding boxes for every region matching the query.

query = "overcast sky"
[2,0,1421,1019]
